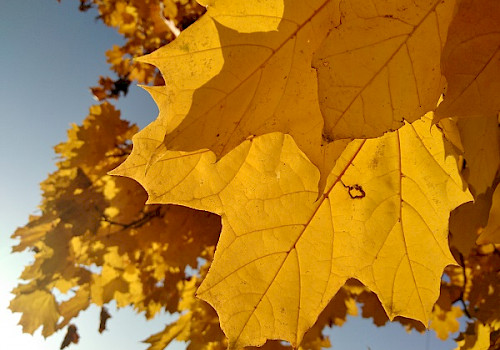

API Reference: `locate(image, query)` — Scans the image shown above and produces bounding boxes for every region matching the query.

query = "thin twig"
[104,150,130,158]
[159,3,180,37]
[101,207,163,230]
[458,253,473,319]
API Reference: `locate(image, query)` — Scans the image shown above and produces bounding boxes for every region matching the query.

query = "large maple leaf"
[136,0,458,182]
[112,116,471,348]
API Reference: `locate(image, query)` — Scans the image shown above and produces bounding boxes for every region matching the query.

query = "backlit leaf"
[11,215,55,253]
[134,1,351,182]
[134,0,459,180]
[455,323,492,350]
[430,289,463,340]
[312,0,457,139]
[435,0,500,119]
[113,116,471,347]
[54,102,137,178]
[15,1,500,348]
[9,287,60,337]
[431,305,462,340]
[144,313,193,350]
[457,116,499,196]
[58,286,91,330]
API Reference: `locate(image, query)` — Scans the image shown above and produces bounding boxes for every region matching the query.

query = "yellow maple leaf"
[27,2,500,345]
[11,215,55,253]
[57,286,91,329]
[144,313,194,350]
[144,272,226,350]
[455,323,492,350]
[435,0,500,120]
[107,0,138,35]
[54,103,137,178]
[430,289,463,340]
[9,286,60,337]
[312,0,457,139]
[197,0,284,33]
[134,1,365,183]
[430,305,462,340]
[112,116,471,348]
[134,0,460,180]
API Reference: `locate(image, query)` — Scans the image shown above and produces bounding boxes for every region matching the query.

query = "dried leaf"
[99,306,112,333]
[60,324,80,349]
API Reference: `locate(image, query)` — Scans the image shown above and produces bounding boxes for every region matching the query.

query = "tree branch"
[457,253,473,319]
[159,3,180,37]
[101,206,163,229]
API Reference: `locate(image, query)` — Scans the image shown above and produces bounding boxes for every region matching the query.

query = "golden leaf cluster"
[10,103,220,346]
[82,0,206,100]
[12,0,500,349]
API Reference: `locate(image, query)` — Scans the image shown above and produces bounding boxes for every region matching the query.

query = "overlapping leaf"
[429,289,463,340]
[465,253,500,326]
[312,0,457,139]
[449,192,492,255]
[15,0,500,348]
[137,0,345,182]
[138,0,459,182]
[440,250,500,350]
[55,103,137,177]
[477,185,500,245]
[455,323,494,350]
[58,286,91,329]
[113,116,471,347]
[144,261,357,350]
[435,0,500,120]
[454,116,499,196]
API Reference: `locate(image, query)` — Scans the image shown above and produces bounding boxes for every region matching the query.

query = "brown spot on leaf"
[347,184,365,199]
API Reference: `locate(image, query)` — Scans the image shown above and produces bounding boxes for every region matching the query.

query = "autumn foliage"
[10,0,500,350]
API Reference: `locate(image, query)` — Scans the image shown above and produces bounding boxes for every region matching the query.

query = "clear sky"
[0,1,462,349]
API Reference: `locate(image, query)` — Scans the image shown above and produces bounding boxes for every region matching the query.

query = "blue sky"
[0,1,461,349]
